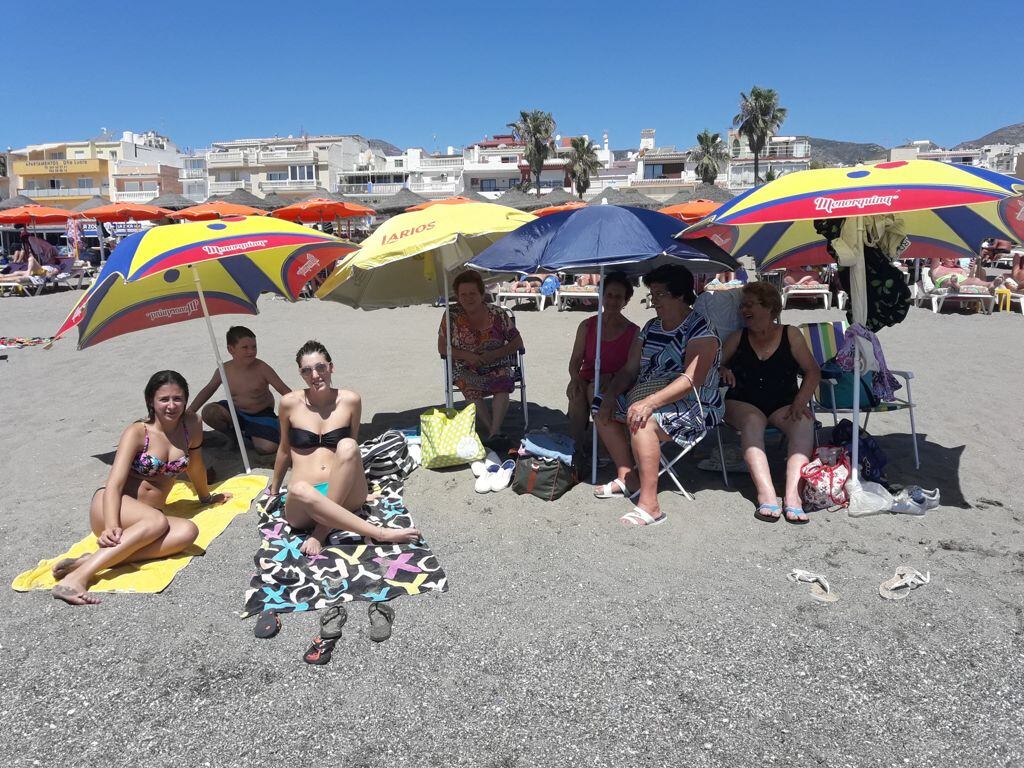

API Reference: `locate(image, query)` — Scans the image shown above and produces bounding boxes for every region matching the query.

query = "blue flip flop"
[754,499,782,523]
[783,504,809,524]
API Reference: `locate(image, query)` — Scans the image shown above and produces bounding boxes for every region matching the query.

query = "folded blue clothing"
[521,430,575,465]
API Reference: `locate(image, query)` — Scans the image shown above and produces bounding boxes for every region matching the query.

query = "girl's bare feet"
[379,527,421,545]
[51,554,88,580]
[52,575,101,606]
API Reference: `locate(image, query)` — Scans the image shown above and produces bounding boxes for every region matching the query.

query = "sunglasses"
[299,362,330,377]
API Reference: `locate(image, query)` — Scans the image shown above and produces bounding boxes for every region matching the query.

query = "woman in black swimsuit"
[269,340,420,556]
[720,282,820,524]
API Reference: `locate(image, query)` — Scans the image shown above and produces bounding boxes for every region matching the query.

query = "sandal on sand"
[594,478,628,498]
[619,506,666,527]
[783,504,809,524]
[303,605,348,664]
[879,566,930,600]
[754,500,782,523]
[368,602,395,643]
[787,568,838,603]
[254,610,281,639]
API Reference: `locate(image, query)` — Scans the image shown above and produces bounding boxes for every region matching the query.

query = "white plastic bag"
[847,478,895,517]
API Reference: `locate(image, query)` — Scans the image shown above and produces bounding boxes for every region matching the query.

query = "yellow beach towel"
[12,474,268,594]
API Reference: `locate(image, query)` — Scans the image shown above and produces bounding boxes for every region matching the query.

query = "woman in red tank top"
[566,272,639,443]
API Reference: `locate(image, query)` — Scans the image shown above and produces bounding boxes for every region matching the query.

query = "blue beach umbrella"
[470,204,738,482]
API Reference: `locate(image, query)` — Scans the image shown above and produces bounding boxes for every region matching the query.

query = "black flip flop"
[368,602,395,643]
[754,500,782,523]
[254,610,281,639]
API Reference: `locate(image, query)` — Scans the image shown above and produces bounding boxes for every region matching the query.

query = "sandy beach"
[2,290,1022,767]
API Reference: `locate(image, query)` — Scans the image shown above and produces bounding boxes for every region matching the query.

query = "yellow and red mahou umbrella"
[272,197,375,222]
[0,204,77,226]
[52,215,357,474]
[169,201,269,221]
[532,201,587,217]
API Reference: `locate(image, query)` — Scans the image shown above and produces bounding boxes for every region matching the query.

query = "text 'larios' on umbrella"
[52,215,357,474]
[316,202,536,408]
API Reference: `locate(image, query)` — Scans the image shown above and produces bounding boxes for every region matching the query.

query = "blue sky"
[4,0,1021,153]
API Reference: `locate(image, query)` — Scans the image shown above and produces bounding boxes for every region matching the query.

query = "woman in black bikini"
[52,371,228,605]
[720,282,821,524]
[268,340,420,556]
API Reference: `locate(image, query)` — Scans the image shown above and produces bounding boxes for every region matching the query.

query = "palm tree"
[565,136,602,198]
[732,86,788,186]
[763,166,785,182]
[691,129,728,186]
[508,110,557,196]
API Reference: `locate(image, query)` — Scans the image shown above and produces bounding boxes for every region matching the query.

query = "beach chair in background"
[916,268,995,314]
[800,320,920,469]
[494,280,547,311]
[440,307,530,431]
[781,281,832,309]
[555,280,600,311]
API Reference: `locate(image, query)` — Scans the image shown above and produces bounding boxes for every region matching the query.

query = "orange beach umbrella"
[0,205,77,226]
[272,197,375,222]
[404,196,481,211]
[532,201,587,217]
[169,201,269,221]
[74,203,174,223]
[658,199,722,223]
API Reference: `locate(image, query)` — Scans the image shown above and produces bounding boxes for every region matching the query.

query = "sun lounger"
[781,282,831,309]
[494,282,547,311]
[916,268,994,314]
[555,284,599,311]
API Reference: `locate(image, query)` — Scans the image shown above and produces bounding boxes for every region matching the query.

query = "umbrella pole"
[440,253,454,409]
[190,265,252,475]
[850,218,864,486]
[591,266,605,484]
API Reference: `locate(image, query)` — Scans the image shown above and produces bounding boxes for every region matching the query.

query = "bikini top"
[289,425,351,449]
[131,424,191,478]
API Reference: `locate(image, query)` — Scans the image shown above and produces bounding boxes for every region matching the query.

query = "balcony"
[208,180,252,194]
[258,179,319,192]
[179,167,207,179]
[419,156,464,169]
[18,186,108,198]
[113,189,159,203]
[206,151,250,167]
[259,149,315,165]
[335,180,460,197]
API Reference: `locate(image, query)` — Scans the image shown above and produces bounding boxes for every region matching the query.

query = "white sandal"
[593,478,628,499]
[619,506,666,527]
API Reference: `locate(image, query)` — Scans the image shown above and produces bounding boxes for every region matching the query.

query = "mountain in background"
[368,138,402,155]
[805,137,887,166]
[954,122,1024,148]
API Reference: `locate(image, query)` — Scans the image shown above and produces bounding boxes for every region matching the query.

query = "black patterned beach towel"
[242,431,447,618]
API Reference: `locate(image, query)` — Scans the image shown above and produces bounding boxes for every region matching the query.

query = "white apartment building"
[179,151,209,202]
[726,130,811,189]
[889,139,1024,174]
[334,146,464,198]
[204,134,368,199]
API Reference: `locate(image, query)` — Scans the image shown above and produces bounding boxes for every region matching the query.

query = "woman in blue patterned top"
[593,265,724,527]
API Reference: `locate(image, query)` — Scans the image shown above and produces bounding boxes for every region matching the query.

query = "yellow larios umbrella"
[317,202,535,308]
[316,202,535,406]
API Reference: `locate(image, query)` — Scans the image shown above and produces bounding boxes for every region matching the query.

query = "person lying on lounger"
[783,265,825,287]
[51,371,229,606]
[929,257,1000,291]
[267,339,420,557]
